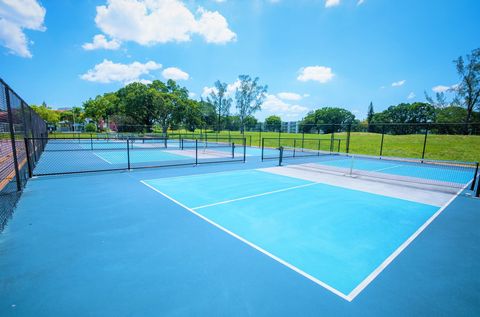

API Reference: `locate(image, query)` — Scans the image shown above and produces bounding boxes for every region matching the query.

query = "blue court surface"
[316,156,475,185]
[1,155,479,316]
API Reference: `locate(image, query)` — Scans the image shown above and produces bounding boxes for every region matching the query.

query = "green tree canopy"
[265,115,282,131]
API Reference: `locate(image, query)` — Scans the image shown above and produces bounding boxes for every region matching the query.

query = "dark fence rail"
[1,78,48,231]
[28,136,247,176]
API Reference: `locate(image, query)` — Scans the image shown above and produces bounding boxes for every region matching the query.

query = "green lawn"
[48,130,480,162]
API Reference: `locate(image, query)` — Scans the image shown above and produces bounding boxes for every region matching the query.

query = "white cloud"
[93,0,236,46]
[82,34,121,50]
[80,60,162,84]
[196,7,237,44]
[325,0,340,8]
[407,92,415,99]
[391,80,406,87]
[432,84,458,93]
[277,92,302,101]
[188,92,196,98]
[262,94,309,120]
[0,0,46,57]
[297,66,334,84]
[303,93,310,97]
[162,67,189,80]
[357,0,364,5]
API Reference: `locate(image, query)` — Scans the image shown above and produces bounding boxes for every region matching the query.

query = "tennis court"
[1,138,480,316]
[141,166,462,301]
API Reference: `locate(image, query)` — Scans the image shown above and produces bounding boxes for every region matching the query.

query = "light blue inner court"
[143,169,439,296]
[317,157,474,185]
[95,149,191,164]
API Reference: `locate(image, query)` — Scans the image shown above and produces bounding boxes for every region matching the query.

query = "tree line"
[32,48,479,135]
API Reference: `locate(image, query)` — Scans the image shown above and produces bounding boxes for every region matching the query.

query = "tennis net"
[278,149,479,195]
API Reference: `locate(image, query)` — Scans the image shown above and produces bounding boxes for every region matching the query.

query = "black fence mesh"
[28,136,246,176]
[0,78,48,231]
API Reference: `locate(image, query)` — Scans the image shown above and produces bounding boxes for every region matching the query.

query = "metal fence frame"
[1,78,48,230]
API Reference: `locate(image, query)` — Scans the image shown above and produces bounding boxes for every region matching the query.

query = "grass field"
[49,130,480,163]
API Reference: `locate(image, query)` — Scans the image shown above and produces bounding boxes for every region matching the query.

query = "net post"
[232,142,235,159]
[195,139,198,165]
[127,138,131,170]
[476,178,480,198]
[261,138,265,161]
[278,146,284,166]
[349,155,355,177]
[24,138,33,178]
[90,135,94,150]
[317,139,321,156]
[5,85,22,191]
[471,162,479,191]
[180,138,184,150]
[243,138,246,163]
[293,139,296,157]
[164,137,167,148]
[302,131,305,149]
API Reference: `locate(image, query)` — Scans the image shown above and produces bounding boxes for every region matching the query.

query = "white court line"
[92,152,114,164]
[192,182,318,210]
[140,180,351,301]
[373,164,403,172]
[347,181,470,301]
[141,171,469,302]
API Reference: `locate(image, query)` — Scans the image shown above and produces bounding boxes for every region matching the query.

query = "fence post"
[195,139,198,165]
[243,138,246,163]
[302,131,305,149]
[232,142,235,159]
[127,138,131,170]
[5,85,22,191]
[379,125,385,157]
[258,128,262,148]
[470,162,479,191]
[24,138,33,178]
[293,139,296,157]
[346,124,351,154]
[330,124,335,153]
[421,125,429,162]
[261,138,265,161]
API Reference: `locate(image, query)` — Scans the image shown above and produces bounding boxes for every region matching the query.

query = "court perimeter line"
[93,153,114,165]
[192,182,318,210]
[140,180,352,302]
[347,182,469,301]
[373,165,403,172]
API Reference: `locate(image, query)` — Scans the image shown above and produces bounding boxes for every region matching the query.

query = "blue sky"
[0,0,479,121]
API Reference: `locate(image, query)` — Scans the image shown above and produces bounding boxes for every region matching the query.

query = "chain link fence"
[1,78,48,231]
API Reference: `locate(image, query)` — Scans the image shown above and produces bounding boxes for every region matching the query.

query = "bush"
[85,122,97,132]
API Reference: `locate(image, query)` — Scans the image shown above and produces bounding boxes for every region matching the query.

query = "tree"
[367,102,374,132]
[265,115,282,131]
[30,102,60,124]
[235,75,268,133]
[116,82,158,131]
[300,107,356,133]
[206,81,232,131]
[453,48,480,128]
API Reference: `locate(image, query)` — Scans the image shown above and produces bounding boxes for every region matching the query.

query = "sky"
[0,0,479,121]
